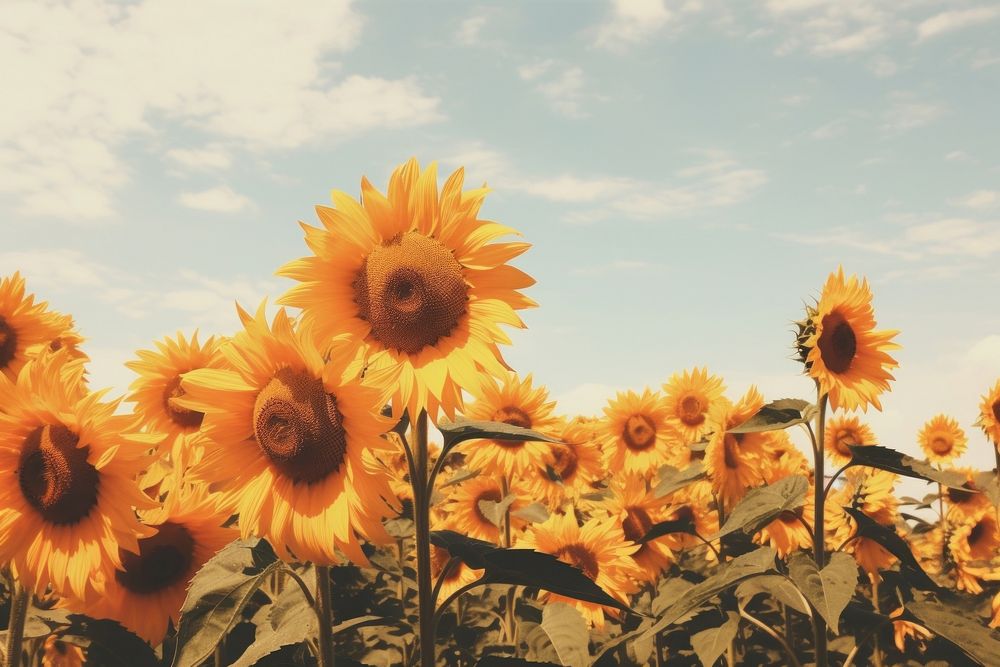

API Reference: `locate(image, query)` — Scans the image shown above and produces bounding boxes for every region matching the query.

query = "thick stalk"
[654,631,665,667]
[315,565,335,667]
[5,583,29,667]
[500,475,517,646]
[811,390,829,667]
[871,576,884,667]
[412,411,435,667]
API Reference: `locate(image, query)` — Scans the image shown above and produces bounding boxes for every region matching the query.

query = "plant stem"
[315,565,335,667]
[871,576,884,667]
[654,631,665,667]
[5,583,29,667]
[411,410,436,667]
[500,475,517,646]
[739,606,803,667]
[811,390,829,667]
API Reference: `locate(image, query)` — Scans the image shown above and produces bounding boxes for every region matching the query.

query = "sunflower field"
[2,158,1000,667]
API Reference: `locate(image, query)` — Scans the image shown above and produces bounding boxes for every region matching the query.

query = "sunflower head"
[662,367,726,443]
[601,388,682,478]
[278,158,536,421]
[704,386,768,506]
[975,379,1000,449]
[824,415,876,466]
[529,417,604,509]
[799,268,900,412]
[917,414,967,464]
[0,273,73,381]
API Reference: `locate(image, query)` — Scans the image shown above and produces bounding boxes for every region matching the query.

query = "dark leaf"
[714,475,808,539]
[841,507,938,590]
[58,615,158,667]
[690,612,740,667]
[640,515,697,544]
[654,462,706,498]
[431,529,498,569]
[847,445,973,490]
[476,658,561,666]
[786,552,858,633]
[906,593,1000,665]
[437,418,561,458]
[727,399,816,434]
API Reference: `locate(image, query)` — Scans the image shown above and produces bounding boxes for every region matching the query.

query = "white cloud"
[178,186,253,213]
[457,14,488,45]
[810,119,848,140]
[519,60,589,118]
[0,248,118,291]
[945,150,972,162]
[781,93,809,106]
[165,145,232,171]
[0,0,441,223]
[763,1,897,56]
[952,189,999,210]
[882,95,944,133]
[869,54,897,77]
[916,6,1000,41]
[594,0,673,50]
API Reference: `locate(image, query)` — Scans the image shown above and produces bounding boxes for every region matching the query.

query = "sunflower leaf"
[437,418,561,458]
[536,603,589,667]
[232,583,314,667]
[479,494,517,528]
[735,575,811,616]
[841,507,938,590]
[639,515,697,543]
[57,615,159,667]
[512,502,551,523]
[846,445,972,490]
[904,592,1000,665]
[654,462,705,498]
[171,537,283,667]
[713,475,809,539]
[727,399,816,434]
[786,552,859,633]
[690,612,741,667]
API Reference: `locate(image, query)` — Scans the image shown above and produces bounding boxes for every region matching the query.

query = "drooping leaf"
[727,399,816,434]
[478,494,517,528]
[786,552,858,633]
[171,538,283,667]
[905,594,1000,665]
[841,507,938,590]
[735,575,810,616]
[231,582,313,667]
[430,529,498,569]
[437,418,561,458]
[847,445,972,490]
[536,603,588,667]
[714,475,809,539]
[645,547,776,635]
[512,502,551,524]
[58,615,159,667]
[640,515,697,544]
[21,607,71,639]
[654,462,705,498]
[690,612,741,667]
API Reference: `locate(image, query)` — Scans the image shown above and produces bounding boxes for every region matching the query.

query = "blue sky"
[2,0,1000,482]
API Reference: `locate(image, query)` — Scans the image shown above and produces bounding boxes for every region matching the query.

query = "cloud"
[0,0,441,223]
[457,14,488,45]
[869,54,897,77]
[916,6,1000,41]
[882,95,944,133]
[945,150,972,162]
[763,1,896,56]
[0,249,119,291]
[952,189,999,211]
[594,0,673,50]
[810,119,849,140]
[178,186,253,213]
[518,60,589,118]
[165,145,232,171]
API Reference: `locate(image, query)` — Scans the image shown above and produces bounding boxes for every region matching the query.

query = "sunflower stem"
[315,565,335,667]
[811,389,829,667]
[871,576,884,667]
[411,410,436,667]
[5,582,29,667]
[500,475,518,646]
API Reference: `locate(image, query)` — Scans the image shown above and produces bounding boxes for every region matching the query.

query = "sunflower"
[824,415,877,466]
[948,509,999,595]
[441,474,526,543]
[975,379,1000,449]
[431,517,484,604]
[528,417,604,509]
[603,476,674,583]
[662,367,726,444]
[754,459,814,557]
[0,350,156,600]
[889,608,932,652]
[462,373,560,478]
[659,480,720,560]
[704,387,768,507]
[177,303,395,566]
[601,388,681,478]
[917,414,967,465]
[942,467,991,522]
[42,635,85,667]
[761,429,810,476]
[0,273,70,381]
[797,268,900,412]
[826,467,899,578]
[277,158,535,421]
[79,488,236,645]
[518,512,641,628]
[25,312,88,368]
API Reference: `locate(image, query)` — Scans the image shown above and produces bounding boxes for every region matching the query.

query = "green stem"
[315,565,335,667]
[871,576,884,667]
[500,475,517,646]
[654,630,665,667]
[812,390,829,667]
[739,605,802,667]
[5,583,29,667]
[411,411,436,667]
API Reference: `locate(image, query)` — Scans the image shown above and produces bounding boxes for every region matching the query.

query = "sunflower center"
[834,429,858,457]
[18,424,99,525]
[992,399,1000,424]
[622,506,653,543]
[723,434,743,469]
[553,543,599,580]
[353,232,469,355]
[0,316,17,370]
[968,521,986,548]
[551,444,579,481]
[817,312,857,374]
[678,395,705,427]
[162,375,204,430]
[253,367,348,485]
[622,414,656,451]
[929,436,952,455]
[473,488,503,525]
[946,483,975,506]
[116,522,195,595]
[670,505,695,524]
[493,406,533,448]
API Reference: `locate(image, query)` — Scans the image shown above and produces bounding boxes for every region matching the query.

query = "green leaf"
[714,475,808,539]
[735,575,810,616]
[727,399,816,434]
[536,603,588,667]
[690,612,741,667]
[171,537,283,667]
[640,515,697,544]
[58,615,159,667]
[906,593,1000,665]
[231,582,313,667]
[786,552,858,633]
[973,471,1000,507]
[654,462,705,498]
[652,578,697,618]
[847,445,973,490]
[645,547,776,636]
[841,507,938,590]
[437,418,561,458]
[441,467,480,488]
[478,494,517,528]
[512,502,551,523]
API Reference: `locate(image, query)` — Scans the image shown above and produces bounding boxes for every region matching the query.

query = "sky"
[2,0,1000,491]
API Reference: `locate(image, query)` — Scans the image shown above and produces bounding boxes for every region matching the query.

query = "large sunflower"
[754,458,814,558]
[0,273,70,381]
[441,474,526,544]
[528,417,604,510]
[975,379,1000,449]
[942,467,991,522]
[826,467,899,578]
[797,268,900,412]
[462,372,560,478]
[659,480,720,561]
[79,488,236,644]
[178,303,395,566]
[947,509,999,595]
[601,388,681,478]
[824,415,876,466]
[278,158,536,421]
[917,414,967,465]
[0,351,155,600]
[704,387,768,507]
[662,367,726,444]
[604,476,674,583]
[518,512,641,628]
